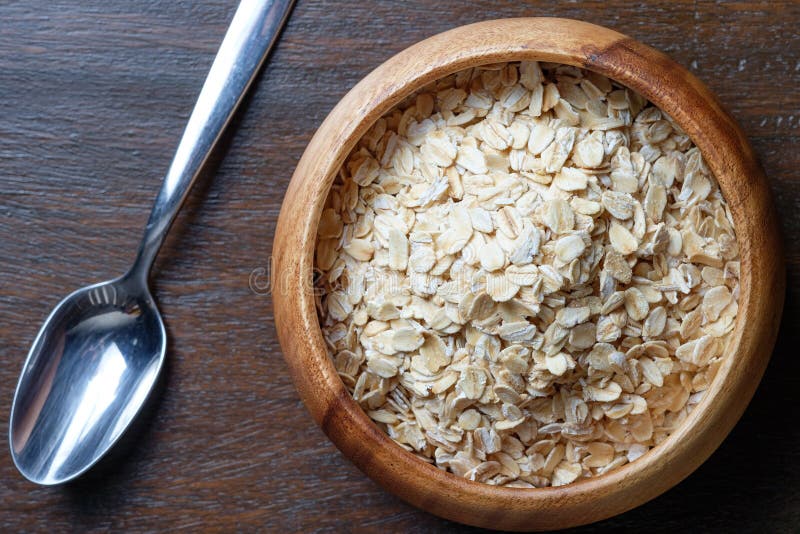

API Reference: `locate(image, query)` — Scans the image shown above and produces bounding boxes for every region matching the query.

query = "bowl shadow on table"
[583,287,799,532]
[433,286,798,533]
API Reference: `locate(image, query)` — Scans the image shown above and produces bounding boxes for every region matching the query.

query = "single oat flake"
[315,61,740,488]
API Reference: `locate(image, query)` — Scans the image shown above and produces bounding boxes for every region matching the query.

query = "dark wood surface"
[1,1,797,532]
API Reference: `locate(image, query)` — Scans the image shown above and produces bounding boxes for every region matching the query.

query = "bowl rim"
[272,17,784,531]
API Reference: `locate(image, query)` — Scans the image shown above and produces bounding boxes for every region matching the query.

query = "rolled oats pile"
[315,61,740,487]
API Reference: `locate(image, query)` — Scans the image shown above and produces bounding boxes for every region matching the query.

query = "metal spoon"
[9,0,294,485]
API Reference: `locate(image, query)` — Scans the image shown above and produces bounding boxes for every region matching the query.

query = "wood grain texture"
[1,1,798,532]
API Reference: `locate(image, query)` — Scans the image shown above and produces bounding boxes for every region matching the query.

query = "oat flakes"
[316,62,740,488]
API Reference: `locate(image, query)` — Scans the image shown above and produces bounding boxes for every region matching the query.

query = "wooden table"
[1,1,797,531]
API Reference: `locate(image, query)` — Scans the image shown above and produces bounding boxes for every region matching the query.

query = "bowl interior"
[314,57,741,484]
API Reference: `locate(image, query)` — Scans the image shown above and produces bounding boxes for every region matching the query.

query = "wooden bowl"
[272,18,784,531]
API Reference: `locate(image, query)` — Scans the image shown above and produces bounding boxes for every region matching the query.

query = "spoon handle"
[129,0,294,282]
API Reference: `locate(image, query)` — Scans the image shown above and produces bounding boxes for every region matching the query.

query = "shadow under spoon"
[9,0,295,485]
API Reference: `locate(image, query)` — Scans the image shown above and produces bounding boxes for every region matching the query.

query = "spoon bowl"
[10,277,165,485]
